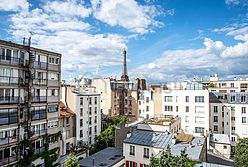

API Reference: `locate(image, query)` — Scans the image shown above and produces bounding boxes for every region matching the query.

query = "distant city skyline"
[0,0,248,83]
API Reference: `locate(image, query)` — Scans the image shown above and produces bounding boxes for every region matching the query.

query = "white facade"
[162,89,210,136]
[138,90,154,119]
[62,86,101,146]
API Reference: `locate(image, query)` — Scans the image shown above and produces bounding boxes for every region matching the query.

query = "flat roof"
[210,134,230,145]
[78,147,124,167]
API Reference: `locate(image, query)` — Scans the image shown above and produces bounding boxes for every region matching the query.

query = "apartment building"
[204,74,248,93]
[162,83,210,136]
[61,85,101,146]
[0,39,61,166]
[209,92,248,146]
[138,89,154,119]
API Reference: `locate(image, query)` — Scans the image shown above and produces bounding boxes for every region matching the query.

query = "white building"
[162,85,210,136]
[61,85,101,146]
[138,90,154,119]
[209,92,248,146]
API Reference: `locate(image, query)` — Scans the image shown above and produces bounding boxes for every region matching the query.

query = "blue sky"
[0,0,248,83]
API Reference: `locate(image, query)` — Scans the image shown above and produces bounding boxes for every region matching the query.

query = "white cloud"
[130,38,248,82]
[91,0,164,34]
[0,0,29,12]
[225,0,240,5]
[43,0,92,18]
[7,0,127,77]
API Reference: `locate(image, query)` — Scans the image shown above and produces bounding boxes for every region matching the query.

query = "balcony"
[0,155,18,166]
[0,76,19,85]
[32,61,47,70]
[31,129,47,138]
[0,96,18,104]
[0,136,18,146]
[33,79,47,86]
[0,56,19,66]
[34,146,45,154]
[32,96,46,103]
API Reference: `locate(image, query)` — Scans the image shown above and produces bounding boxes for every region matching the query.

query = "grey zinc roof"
[123,130,173,148]
[78,147,124,167]
[210,134,230,145]
[170,136,205,161]
[195,162,233,167]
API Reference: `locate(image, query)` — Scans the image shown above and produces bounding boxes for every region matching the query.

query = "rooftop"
[78,147,124,167]
[60,101,74,116]
[195,162,233,167]
[123,130,173,148]
[210,134,230,145]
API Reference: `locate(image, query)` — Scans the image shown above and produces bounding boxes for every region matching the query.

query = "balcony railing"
[34,146,45,154]
[0,56,19,65]
[32,61,47,70]
[31,111,46,121]
[0,76,19,85]
[0,117,18,125]
[31,129,47,138]
[33,79,47,85]
[0,155,18,166]
[0,96,18,104]
[0,136,18,146]
[32,96,47,102]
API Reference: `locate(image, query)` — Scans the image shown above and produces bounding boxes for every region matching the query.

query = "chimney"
[240,78,243,81]
[127,131,131,138]
[92,158,95,166]
[234,77,237,81]
[189,142,192,148]
[172,135,176,144]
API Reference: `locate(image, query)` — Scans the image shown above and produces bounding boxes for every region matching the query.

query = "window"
[214,106,218,113]
[231,117,235,122]
[48,121,58,128]
[51,89,55,96]
[144,148,149,158]
[95,116,97,123]
[224,145,227,149]
[176,106,178,112]
[176,96,178,102]
[80,98,83,105]
[242,117,246,123]
[89,97,92,105]
[95,107,97,114]
[95,97,97,104]
[89,117,92,125]
[146,106,149,112]
[231,96,235,102]
[186,106,189,112]
[95,126,97,133]
[130,145,135,156]
[222,122,224,127]
[185,96,189,102]
[231,83,234,87]
[222,112,224,117]
[231,137,236,142]
[232,127,235,131]
[66,117,70,124]
[49,57,59,65]
[222,106,225,111]
[195,127,204,133]
[55,58,59,64]
[213,116,218,122]
[66,130,70,139]
[164,96,173,102]
[195,106,205,113]
[80,130,83,138]
[185,116,189,123]
[139,101,141,105]
[139,110,141,114]
[80,119,83,127]
[48,105,58,113]
[231,107,235,112]
[195,96,204,102]
[242,107,246,114]
[241,96,246,102]
[214,125,218,131]
[80,108,83,117]
[165,106,173,111]
[146,97,149,103]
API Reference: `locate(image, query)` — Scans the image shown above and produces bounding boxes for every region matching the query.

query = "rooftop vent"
[99,163,107,166]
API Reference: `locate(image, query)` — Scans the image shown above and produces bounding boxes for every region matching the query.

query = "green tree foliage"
[234,138,248,167]
[90,116,127,154]
[64,153,79,167]
[149,145,200,167]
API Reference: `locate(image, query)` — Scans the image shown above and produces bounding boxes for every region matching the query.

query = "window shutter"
[134,162,137,167]
[140,164,143,167]
[126,160,129,167]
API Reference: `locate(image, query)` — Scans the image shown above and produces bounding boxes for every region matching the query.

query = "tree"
[64,153,79,167]
[149,145,200,167]
[234,138,248,167]
[90,116,127,154]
